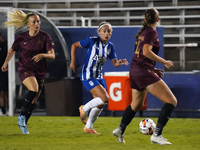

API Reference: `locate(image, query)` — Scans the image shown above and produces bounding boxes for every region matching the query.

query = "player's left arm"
[111,58,129,68]
[32,49,55,63]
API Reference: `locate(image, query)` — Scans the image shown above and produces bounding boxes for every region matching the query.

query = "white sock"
[85,107,102,129]
[83,97,105,112]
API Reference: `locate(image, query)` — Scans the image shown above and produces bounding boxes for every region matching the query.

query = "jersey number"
[135,41,140,57]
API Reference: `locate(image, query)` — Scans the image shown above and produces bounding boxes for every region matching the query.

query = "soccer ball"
[139,118,156,135]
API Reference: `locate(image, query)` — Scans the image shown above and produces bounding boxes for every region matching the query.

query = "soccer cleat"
[18,125,29,134]
[79,105,87,124]
[18,115,26,127]
[150,134,172,145]
[112,128,125,143]
[84,127,100,134]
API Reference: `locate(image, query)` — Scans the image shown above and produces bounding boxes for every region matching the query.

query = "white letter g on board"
[109,82,122,102]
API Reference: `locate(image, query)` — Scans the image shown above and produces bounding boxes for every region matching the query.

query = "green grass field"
[0,116,199,150]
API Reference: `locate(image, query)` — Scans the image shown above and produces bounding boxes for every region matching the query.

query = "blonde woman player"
[2,10,55,134]
[70,22,128,134]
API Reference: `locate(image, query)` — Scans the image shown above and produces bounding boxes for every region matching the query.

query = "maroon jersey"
[129,27,160,91]
[131,27,160,72]
[12,30,55,78]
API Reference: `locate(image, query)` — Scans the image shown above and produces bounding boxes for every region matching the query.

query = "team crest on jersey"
[25,72,29,76]
[38,40,43,44]
[89,81,94,86]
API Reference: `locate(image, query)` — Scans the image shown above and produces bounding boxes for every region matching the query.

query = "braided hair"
[135,8,159,39]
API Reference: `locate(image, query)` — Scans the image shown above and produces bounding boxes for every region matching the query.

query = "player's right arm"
[143,44,174,69]
[1,48,16,72]
[70,42,81,73]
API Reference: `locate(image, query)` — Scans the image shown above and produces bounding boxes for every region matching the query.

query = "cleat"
[79,105,87,124]
[18,125,29,134]
[18,115,26,127]
[84,127,100,134]
[112,128,125,143]
[150,134,172,145]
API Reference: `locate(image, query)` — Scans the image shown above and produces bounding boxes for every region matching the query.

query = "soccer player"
[0,31,8,115]
[112,8,177,145]
[70,22,128,134]
[1,10,55,134]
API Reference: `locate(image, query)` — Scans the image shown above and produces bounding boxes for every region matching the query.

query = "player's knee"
[172,97,177,107]
[101,93,109,103]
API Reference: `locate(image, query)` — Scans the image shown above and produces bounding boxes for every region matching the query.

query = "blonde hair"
[98,22,112,31]
[4,10,37,32]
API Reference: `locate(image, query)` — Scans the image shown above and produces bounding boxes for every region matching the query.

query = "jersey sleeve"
[109,44,117,60]
[12,35,21,51]
[79,37,92,48]
[45,33,55,52]
[143,30,157,46]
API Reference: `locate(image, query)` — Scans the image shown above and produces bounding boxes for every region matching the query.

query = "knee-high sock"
[25,103,36,124]
[82,97,105,112]
[155,103,175,135]
[119,105,136,134]
[20,91,37,116]
[85,107,102,129]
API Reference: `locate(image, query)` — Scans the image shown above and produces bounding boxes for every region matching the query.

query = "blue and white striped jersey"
[79,36,117,80]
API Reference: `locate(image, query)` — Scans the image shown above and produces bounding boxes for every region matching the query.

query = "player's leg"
[82,85,108,134]
[18,76,38,134]
[0,91,6,114]
[146,79,177,145]
[79,79,108,124]
[113,89,147,143]
[25,79,44,124]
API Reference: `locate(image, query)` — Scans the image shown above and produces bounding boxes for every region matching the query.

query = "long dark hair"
[135,8,159,39]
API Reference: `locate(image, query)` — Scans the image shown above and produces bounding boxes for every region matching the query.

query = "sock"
[25,104,36,124]
[119,105,136,134]
[85,107,102,129]
[20,91,37,116]
[83,97,105,112]
[154,103,175,135]
[0,106,6,114]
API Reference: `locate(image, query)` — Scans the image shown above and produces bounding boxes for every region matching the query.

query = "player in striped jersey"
[70,22,128,134]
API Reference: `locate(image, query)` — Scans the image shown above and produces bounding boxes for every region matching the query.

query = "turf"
[0,116,199,150]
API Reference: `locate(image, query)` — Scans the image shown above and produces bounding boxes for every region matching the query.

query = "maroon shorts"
[18,68,45,90]
[129,68,160,91]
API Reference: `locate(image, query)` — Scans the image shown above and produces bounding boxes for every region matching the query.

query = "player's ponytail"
[4,10,36,32]
[135,8,158,39]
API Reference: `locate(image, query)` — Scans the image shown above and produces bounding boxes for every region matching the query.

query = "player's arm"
[70,42,81,73]
[111,58,128,68]
[1,48,16,72]
[143,44,174,69]
[44,49,55,60]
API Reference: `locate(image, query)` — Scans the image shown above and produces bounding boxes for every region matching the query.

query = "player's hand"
[1,63,8,72]
[154,68,164,78]
[70,62,76,73]
[119,58,129,65]
[32,54,44,63]
[164,60,174,69]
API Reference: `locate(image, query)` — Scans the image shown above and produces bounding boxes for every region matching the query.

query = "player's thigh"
[22,76,39,92]
[131,89,147,111]
[146,79,177,106]
[90,85,109,103]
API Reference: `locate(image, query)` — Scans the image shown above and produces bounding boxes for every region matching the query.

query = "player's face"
[98,25,112,44]
[27,15,41,33]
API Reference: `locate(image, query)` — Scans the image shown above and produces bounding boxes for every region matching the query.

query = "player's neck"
[148,24,157,30]
[29,30,39,36]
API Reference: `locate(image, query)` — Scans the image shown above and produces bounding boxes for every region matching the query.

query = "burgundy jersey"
[12,30,55,77]
[130,27,160,72]
[129,27,160,90]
